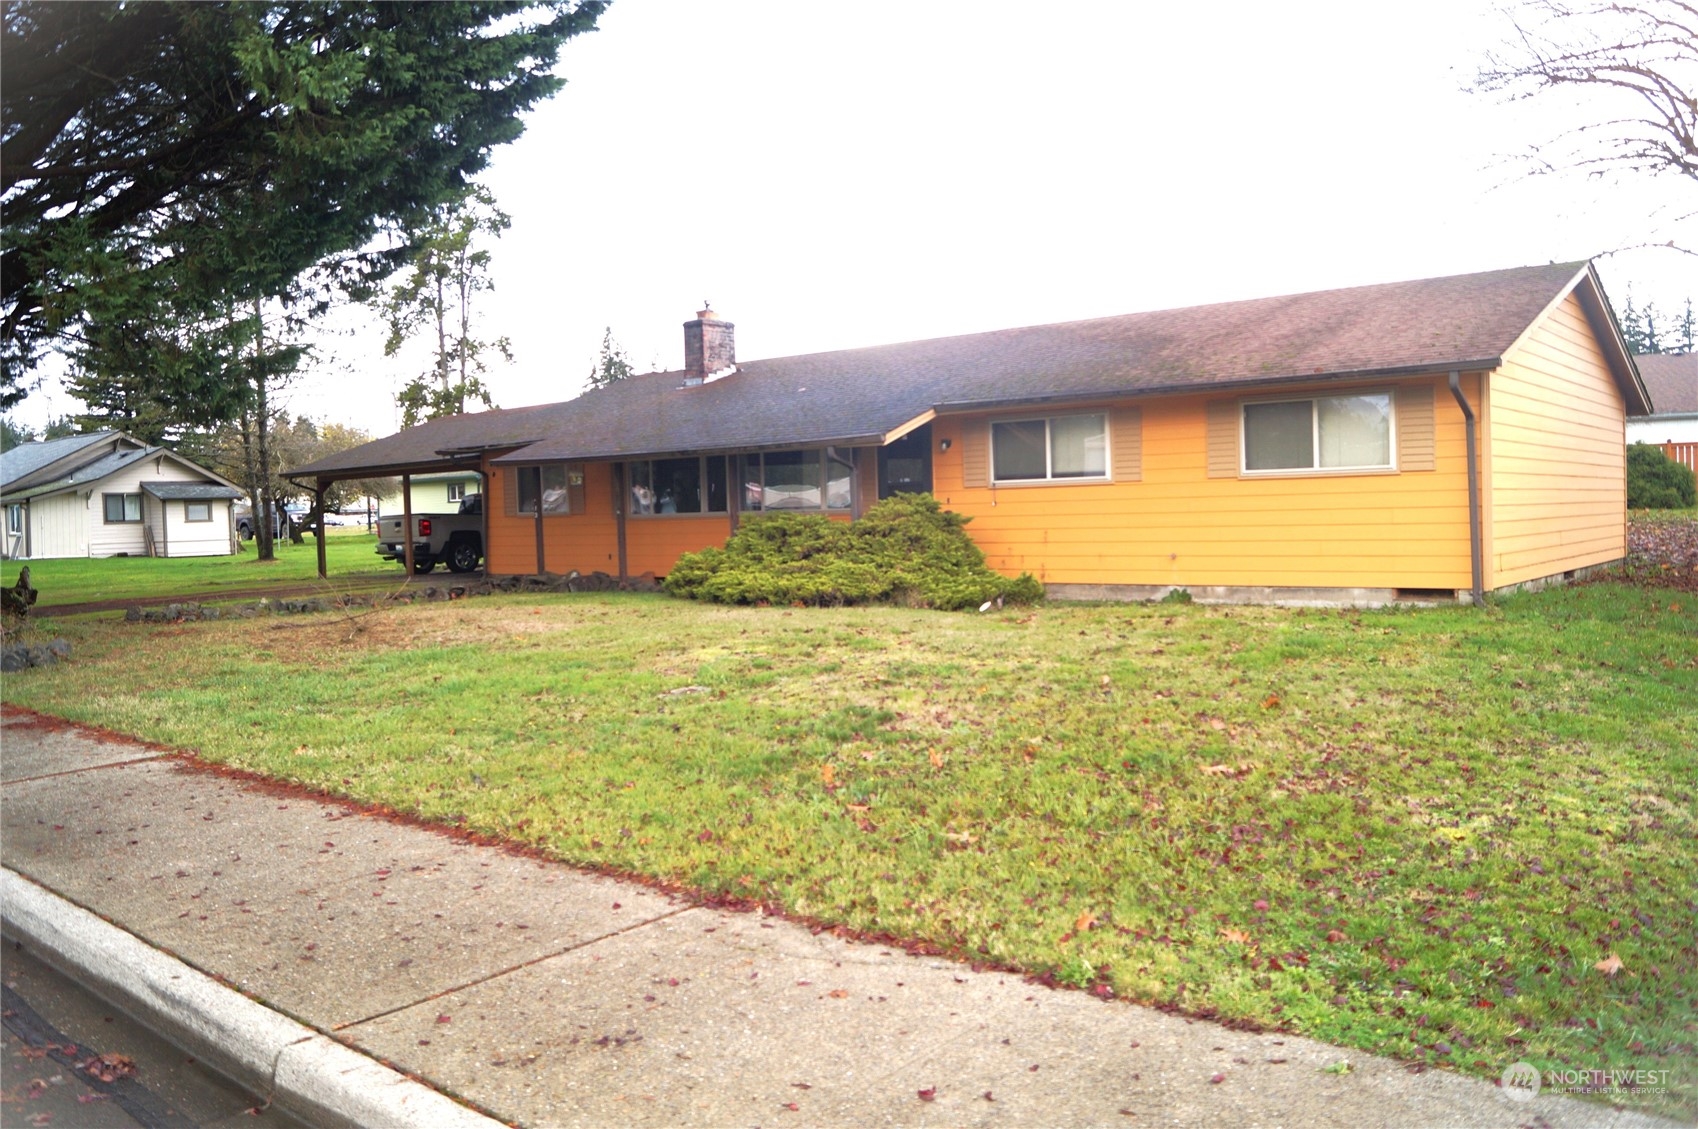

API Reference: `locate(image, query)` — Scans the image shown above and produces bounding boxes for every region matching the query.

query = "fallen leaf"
[819,764,836,786]
[780,1103,799,1112]
[435,1014,452,1024]
[929,749,944,768]
[917,1087,937,1102]
[827,989,849,999]
[1325,929,1346,943]
[1209,718,1227,731]
[1220,928,1251,944]
[1209,1072,1226,1084]
[983,1091,996,1101]
[1261,693,1281,710]
[1594,953,1626,977]
[1075,910,1097,933]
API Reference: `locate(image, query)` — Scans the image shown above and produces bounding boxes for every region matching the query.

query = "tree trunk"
[254,299,275,562]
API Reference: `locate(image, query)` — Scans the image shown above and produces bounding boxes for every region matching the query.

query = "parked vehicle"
[233,504,289,541]
[374,493,483,574]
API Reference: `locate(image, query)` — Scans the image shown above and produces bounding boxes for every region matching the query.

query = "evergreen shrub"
[1627,443,1697,509]
[663,493,1043,609]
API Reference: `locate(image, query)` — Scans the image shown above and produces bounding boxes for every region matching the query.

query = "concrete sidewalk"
[0,709,1677,1128]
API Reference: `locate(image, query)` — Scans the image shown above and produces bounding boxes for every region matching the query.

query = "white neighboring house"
[1,431,244,560]
[374,470,481,516]
[1627,353,1698,445]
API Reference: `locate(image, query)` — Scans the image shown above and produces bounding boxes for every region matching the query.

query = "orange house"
[292,261,1648,606]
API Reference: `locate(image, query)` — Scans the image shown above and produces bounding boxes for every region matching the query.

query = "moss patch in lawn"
[3,586,1694,1118]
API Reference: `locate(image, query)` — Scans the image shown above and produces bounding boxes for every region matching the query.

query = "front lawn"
[1,531,394,607]
[2,585,1693,1117]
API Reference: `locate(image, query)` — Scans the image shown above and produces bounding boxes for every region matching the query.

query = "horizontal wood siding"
[1488,292,1626,587]
[933,380,1476,589]
[161,499,233,557]
[87,457,208,558]
[1396,384,1435,471]
[1110,407,1142,482]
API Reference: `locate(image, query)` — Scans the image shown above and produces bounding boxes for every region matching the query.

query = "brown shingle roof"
[291,261,1642,480]
[1634,353,1698,415]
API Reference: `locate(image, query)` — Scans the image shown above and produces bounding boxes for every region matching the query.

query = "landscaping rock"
[1,637,71,671]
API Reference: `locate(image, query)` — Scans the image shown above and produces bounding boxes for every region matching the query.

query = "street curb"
[1,868,502,1129]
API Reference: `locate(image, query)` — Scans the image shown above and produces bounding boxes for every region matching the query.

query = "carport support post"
[402,474,415,577]
[314,479,327,579]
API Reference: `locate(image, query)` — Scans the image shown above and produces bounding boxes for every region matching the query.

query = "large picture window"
[1243,392,1392,472]
[739,449,853,511]
[629,457,728,515]
[102,493,141,523]
[991,414,1107,482]
[517,466,573,514]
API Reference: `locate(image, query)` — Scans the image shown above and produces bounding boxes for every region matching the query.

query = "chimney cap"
[697,305,717,321]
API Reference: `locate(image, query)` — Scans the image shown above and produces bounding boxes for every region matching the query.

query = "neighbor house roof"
[141,482,244,501]
[1,432,242,502]
[0,431,129,491]
[289,261,1648,481]
[1632,353,1697,416]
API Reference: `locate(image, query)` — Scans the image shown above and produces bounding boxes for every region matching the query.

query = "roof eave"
[933,361,1504,413]
[490,430,897,466]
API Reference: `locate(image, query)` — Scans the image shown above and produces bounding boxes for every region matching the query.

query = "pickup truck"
[375,493,484,574]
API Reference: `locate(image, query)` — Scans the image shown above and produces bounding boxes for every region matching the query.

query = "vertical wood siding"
[1487,292,1627,586]
[27,493,88,559]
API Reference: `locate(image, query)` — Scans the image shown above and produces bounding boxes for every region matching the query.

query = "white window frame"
[989,413,1110,484]
[184,501,213,523]
[1240,390,1396,475]
[446,481,466,504]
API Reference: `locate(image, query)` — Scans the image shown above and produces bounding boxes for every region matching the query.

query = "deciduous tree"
[1476,1,1697,255]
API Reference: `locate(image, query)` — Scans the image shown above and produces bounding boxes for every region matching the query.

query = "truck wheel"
[412,557,435,574]
[446,540,481,573]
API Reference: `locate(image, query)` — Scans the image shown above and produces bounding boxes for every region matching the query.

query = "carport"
[284,403,571,579]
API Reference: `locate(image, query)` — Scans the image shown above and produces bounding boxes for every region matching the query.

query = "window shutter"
[568,464,586,513]
[1110,407,1142,482]
[960,418,988,488]
[1396,384,1435,471]
[503,467,520,517]
[1206,400,1239,478]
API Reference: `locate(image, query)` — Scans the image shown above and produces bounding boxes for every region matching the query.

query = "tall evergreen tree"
[586,327,635,390]
[1,1,608,409]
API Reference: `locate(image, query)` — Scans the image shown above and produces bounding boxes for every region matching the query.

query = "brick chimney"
[683,306,735,385]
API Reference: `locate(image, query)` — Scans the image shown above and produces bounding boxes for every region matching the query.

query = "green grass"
[3,586,1694,1118]
[1,531,395,606]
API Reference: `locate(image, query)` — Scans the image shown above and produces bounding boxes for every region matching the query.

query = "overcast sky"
[13,0,1695,437]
